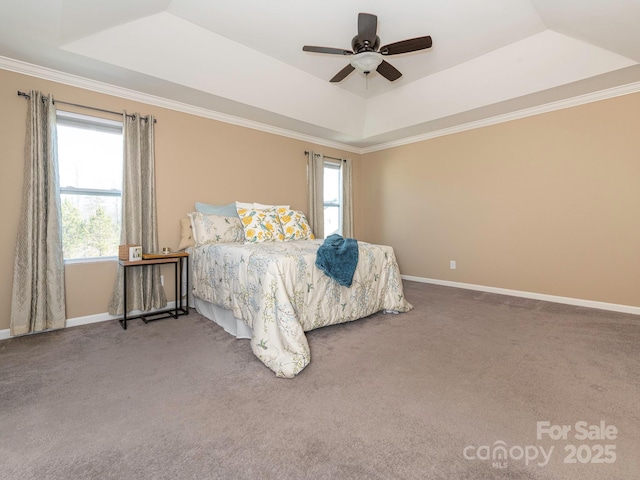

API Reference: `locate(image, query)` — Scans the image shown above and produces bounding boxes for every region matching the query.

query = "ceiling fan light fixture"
[350,51,383,74]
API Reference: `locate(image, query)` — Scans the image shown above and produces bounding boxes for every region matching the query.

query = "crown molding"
[3,55,639,156]
[362,80,640,153]
[0,55,361,154]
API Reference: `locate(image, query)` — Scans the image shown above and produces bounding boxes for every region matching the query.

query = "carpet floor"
[1,281,639,480]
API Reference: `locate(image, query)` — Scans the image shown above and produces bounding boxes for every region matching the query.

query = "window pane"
[324,206,340,237]
[324,166,341,204]
[323,163,342,238]
[58,124,123,191]
[57,113,123,260]
[61,194,121,260]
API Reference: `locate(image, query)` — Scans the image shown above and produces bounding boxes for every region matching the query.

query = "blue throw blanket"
[315,234,359,287]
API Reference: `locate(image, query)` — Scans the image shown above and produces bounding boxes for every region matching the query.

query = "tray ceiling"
[1,0,639,149]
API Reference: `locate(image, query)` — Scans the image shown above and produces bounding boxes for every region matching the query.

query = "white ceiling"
[1,0,639,150]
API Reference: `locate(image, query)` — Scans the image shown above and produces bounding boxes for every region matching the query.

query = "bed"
[182,204,412,377]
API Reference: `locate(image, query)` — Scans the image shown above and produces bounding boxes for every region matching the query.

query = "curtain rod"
[17,91,157,123]
[304,151,345,162]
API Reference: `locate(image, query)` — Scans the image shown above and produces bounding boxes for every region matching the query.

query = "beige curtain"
[307,151,325,239]
[10,91,66,335]
[341,158,354,238]
[108,113,166,315]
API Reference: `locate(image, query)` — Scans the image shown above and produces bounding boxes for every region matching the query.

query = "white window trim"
[56,110,123,132]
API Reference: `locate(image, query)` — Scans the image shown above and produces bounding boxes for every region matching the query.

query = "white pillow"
[254,202,290,210]
[235,201,290,211]
[235,201,255,210]
[188,212,245,246]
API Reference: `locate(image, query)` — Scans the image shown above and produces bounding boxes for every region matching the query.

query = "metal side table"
[118,252,189,330]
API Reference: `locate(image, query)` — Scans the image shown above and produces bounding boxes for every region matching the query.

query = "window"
[57,111,123,261]
[323,161,342,237]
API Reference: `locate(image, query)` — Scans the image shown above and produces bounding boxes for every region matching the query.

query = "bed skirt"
[193,296,253,339]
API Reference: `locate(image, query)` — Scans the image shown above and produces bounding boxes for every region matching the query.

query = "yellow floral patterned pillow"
[237,207,285,243]
[276,208,315,241]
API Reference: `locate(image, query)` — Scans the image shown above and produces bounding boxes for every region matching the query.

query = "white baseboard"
[0,301,178,340]
[402,275,640,316]
[3,280,637,340]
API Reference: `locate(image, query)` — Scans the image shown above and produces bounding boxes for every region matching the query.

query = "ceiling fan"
[303,12,432,83]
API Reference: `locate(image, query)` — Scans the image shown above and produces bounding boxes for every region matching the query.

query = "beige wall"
[2,67,639,334]
[0,68,361,330]
[360,93,640,307]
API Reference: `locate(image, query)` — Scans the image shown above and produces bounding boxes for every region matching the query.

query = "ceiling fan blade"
[379,36,433,55]
[303,45,353,55]
[376,60,402,81]
[357,13,378,45]
[330,64,356,83]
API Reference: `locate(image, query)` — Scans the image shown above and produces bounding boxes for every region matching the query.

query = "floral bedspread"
[191,240,413,378]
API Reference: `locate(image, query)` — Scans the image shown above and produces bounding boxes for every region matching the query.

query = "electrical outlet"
[160,275,164,286]
[450,260,456,270]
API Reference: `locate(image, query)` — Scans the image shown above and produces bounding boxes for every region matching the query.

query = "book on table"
[142,252,184,260]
